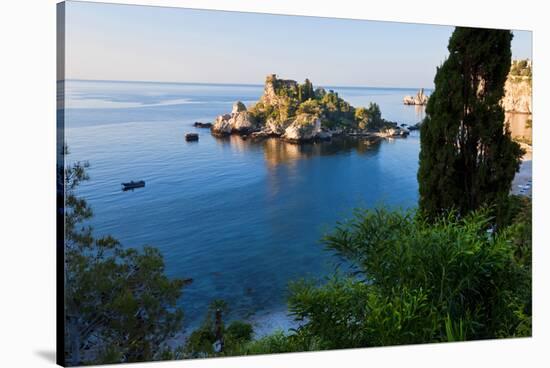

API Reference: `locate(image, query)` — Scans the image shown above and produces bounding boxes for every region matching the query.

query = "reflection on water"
[211,135,385,169]
[414,105,426,122]
[261,137,382,168]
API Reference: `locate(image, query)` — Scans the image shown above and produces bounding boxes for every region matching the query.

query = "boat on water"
[121,180,145,191]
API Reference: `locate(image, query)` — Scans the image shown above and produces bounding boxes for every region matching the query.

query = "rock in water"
[403,88,428,105]
[282,114,322,142]
[194,122,213,128]
[185,133,199,141]
[230,109,255,133]
[212,102,256,135]
[211,114,233,136]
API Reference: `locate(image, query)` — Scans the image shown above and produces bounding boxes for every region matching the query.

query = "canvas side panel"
[56,2,66,366]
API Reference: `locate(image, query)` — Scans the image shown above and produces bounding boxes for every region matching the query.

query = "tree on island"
[354,103,383,130]
[418,27,523,221]
[298,78,314,102]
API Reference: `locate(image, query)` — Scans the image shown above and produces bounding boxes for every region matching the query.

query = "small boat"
[121,180,145,191]
[185,133,199,141]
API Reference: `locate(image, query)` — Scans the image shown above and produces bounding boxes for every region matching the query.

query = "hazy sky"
[64,1,532,88]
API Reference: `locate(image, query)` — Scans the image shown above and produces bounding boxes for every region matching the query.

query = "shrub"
[287,206,531,349]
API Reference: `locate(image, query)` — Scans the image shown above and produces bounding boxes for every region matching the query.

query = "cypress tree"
[418,27,523,220]
[304,78,314,100]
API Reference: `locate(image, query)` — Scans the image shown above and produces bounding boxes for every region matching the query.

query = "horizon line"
[59,78,434,91]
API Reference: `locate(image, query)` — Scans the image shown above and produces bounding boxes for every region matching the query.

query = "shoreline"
[203,124,413,144]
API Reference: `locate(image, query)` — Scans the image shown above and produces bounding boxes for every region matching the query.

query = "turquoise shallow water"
[63,80,427,329]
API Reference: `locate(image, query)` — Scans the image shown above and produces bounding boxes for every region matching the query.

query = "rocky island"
[210,74,409,143]
[403,88,429,105]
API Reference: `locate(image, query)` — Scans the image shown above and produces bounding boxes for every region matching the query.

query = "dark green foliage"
[239,331,297,354]
[234,330,321,355]
[296,98,321,115]
[298,78,315,102]
[64,160,189,365]
[184,300,256,358]
[248,101,274,124]
[226,321,254,342]
[287,206,531,349]
[364,102,385,130]
[319,90,355,128]
[289,278,438,348]
[354,103,393,131]
[418,27,523,221]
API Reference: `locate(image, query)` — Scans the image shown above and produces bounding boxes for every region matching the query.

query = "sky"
[63,1,533,88]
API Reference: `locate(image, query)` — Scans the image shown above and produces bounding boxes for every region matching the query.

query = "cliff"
[502,59,532,113]
[212,74,407,142]
[502,76,532,114]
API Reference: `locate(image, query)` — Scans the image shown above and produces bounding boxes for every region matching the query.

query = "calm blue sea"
[63,80,428,332]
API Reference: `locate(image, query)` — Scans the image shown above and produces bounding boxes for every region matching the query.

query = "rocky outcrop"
[232,101,247,114]
[211,114,233,136]
[266,118,290,136]
[502,77,532,113]
[185,133,199,141]
[260,74,299,107]
[282,114,322,142]
[377,127,409,138]
[408,122,421,131]
[403,88,428,105]
[212,101,256,136]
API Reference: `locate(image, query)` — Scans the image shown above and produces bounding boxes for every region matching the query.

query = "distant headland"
[400,59,532,113]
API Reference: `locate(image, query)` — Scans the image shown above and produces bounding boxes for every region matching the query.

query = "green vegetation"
[287,205,531,348]
[418,27,523,221]
[182,300,264,358]
[510,59,532,79]
[355,103,385,130]
[63,159,189,365]
[248,74,396,131]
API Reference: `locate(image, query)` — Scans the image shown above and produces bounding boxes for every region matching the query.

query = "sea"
[62,79,429,334]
